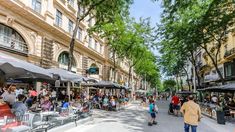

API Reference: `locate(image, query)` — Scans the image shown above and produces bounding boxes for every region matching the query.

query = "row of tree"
[67,0,161,88]
[158,0,235,91]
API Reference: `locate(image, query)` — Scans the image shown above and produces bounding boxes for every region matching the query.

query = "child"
[148,100,157,126]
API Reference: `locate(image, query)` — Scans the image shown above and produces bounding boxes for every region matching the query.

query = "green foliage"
[68,0,133,71]
[92,11,160,88]
[157,0,235,84]
[162,79,176,92]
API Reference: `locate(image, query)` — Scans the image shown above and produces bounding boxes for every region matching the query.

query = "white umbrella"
[47,68,84,82]
[0,52,53,79]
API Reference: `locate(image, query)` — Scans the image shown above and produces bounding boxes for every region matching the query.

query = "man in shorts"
[171,94,180,116]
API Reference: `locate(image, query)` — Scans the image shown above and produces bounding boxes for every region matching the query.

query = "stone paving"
[62,101,235,132]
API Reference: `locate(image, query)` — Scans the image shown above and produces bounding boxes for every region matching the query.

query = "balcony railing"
[0,33,28,54]
[224,48,235,58]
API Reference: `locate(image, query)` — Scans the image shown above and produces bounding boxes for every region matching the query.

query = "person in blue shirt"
[12,94,28,118]
[62,98,69,108]
[148,99,157,126]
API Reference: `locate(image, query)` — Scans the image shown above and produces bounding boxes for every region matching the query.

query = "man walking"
[180,95,201,132]
[171,93,180,116]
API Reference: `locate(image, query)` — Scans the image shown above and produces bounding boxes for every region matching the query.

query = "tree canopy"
[67,0,161,89]
[158,0,235,88]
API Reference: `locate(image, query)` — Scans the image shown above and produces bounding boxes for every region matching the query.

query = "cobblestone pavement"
[65,101,235,132]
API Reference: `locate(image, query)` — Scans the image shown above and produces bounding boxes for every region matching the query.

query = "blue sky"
[130,0,163,26]
[130,0,163,56]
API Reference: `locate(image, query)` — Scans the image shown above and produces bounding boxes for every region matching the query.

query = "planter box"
[216,111,225,125]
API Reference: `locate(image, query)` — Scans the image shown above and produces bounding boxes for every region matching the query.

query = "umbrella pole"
[67,82,71,102]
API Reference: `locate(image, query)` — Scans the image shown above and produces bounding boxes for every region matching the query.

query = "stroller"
[168,103,174,115]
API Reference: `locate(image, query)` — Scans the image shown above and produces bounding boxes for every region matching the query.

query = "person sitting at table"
[1,84,17,108]
[28,87,37,97]
[110,96,116,110]
[211,95,218,104]
[62,97,69,109]
[102,96,109,110]
[26,96,34,108]
[12,94,28,118]
[0,97,15,118]
[41,95,52,111]
[228,99,235,109]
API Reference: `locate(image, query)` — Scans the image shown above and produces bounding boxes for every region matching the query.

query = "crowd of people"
[90,93,129,111]
[0,83,131,121]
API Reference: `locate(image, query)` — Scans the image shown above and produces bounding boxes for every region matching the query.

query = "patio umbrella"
[89,81,122,89]
[47,68,84,82]
[0,52,52,79]
[223,83,235,91]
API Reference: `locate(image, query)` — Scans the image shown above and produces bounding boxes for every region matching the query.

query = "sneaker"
[153,121,157,125]
[148,122,152,126]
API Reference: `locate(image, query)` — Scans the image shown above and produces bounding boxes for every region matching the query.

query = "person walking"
[148,99,157,126]
[171,93,180,116]
[180,95,201,132]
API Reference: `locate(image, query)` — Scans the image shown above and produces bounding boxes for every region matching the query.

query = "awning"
[47,68,84,82]
[136,89,147,93]
[0,52,52,79]
[203,83,235,92]
[81,81,125,89]
[176,91,197,94]
[83,77,99,83]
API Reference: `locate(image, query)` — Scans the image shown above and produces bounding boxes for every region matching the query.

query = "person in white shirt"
[211,95,218,104]
[51,90,57,100]
[1,85,16,107]
[15,87,23,97]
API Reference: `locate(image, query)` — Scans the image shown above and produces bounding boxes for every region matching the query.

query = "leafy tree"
[158,0,235,86]
[163,79,176,92]
[67,0,133,72]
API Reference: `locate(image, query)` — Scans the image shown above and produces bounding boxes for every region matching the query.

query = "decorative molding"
[6,17,14,26]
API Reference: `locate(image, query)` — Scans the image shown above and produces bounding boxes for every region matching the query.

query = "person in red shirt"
[171,94,180,116]
[0,97,15,118]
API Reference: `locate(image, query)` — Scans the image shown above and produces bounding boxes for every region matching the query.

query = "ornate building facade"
[0,0,141,89]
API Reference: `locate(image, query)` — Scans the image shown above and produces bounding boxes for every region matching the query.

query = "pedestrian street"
[54,101,234,132]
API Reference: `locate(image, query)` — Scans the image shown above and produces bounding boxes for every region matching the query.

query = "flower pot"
[216,111,225,125]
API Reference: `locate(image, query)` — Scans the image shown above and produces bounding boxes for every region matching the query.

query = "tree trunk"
[68,0,105,72]
[182,67,191,91]
[189,51,201,88]
[113,51,116,82]
[128,66,132,87]
[179,75,183,90]
[202,44,224,84]
[175,74,179,92]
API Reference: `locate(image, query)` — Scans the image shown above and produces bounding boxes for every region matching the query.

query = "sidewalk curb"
[48,116,93,132]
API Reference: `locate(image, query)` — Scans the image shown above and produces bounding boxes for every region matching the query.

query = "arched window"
[0,23,28,54]
[58,51,76,67]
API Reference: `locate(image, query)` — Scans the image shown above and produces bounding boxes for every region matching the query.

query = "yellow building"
[0,0,141,89]
[197,29,235,85]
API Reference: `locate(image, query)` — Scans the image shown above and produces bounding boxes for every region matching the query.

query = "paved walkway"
[64,101,234,132]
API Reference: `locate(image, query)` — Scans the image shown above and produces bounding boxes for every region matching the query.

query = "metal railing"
[224,47,235,58]
[0,33,28,54]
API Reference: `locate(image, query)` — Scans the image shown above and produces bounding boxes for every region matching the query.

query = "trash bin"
[216,111,225,125]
